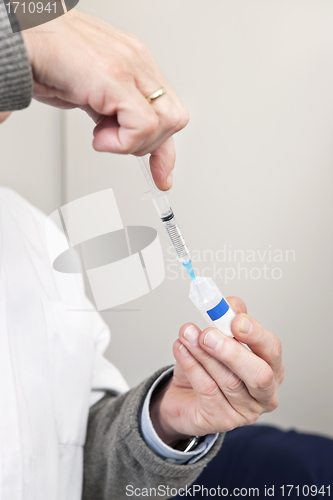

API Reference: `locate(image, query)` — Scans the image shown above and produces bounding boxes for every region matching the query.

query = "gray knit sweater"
[0,0,32,111]
[83,367,224,499]
[0,2,224,497]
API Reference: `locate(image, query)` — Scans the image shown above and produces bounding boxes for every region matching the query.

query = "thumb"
[149,137,176,191]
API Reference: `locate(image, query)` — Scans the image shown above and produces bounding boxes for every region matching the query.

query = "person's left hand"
[22,10,189,191]
[150,297,284,446]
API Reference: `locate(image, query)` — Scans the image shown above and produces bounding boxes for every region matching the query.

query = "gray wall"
[0,102,63,214]
[1,0,333,438]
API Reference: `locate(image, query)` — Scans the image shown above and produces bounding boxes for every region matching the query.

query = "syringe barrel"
[160,210,191,264]
[152,195,172,219]
[189,277,236,338]
[138,155,191,265]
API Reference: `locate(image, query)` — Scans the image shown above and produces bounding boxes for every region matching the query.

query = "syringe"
[137,155,245,344]
[137,155,196,280]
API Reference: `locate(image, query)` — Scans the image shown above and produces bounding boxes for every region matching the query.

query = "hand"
[0,112,11,123]
[22,10,189,190]
[150,297,284,446]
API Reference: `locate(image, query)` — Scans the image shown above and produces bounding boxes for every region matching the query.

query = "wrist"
[22,29,38,67]
[149,379,191,447]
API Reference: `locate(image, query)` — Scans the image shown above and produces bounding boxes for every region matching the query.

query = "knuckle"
[266,395,279,413]
[166,108,182,130]
[180,106,190,127]
[222,412,242,432]
[224,373,243,393]
[200,377,219,397]
[193,410,215,434]
[168,106,190,132]
[185,362,199,376]
[142,113,159,135]
[127,33,144,48]
[118,134,139,154]
[103,57,133,82]
[120,118,155,152]
[125,34,153,61]
[131,35,150,55]
[120,144,136,155]
[198,349,215,364]
[256,367,275,391]
[245,412,261,425]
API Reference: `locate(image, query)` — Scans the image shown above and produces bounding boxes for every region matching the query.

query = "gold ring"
[146,87,167,103]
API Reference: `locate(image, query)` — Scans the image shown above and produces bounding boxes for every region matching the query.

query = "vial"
[189,277,236,338]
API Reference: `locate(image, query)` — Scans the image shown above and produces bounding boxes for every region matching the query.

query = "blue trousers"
[173,425,333,499]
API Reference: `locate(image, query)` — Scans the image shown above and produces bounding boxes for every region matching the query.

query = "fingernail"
[179,343,190,356]
[240,316,253,334]
[184,325,199,345]
[204,329,224,350]
[166,171,173,189]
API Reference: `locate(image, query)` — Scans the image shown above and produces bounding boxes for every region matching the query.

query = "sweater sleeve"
[83,367,225,500]
[0,0,32,111]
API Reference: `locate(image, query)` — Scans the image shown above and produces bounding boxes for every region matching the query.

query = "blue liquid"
[183,260,196,280]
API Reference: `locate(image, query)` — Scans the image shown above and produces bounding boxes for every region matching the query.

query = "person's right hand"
[22,10,189,190]
[150,297,284,445]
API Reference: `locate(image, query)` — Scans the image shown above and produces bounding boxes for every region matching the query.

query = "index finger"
[199,328,277,406]
[231,314,284,383]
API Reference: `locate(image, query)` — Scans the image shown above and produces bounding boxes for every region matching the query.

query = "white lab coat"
[0,188,128,500]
